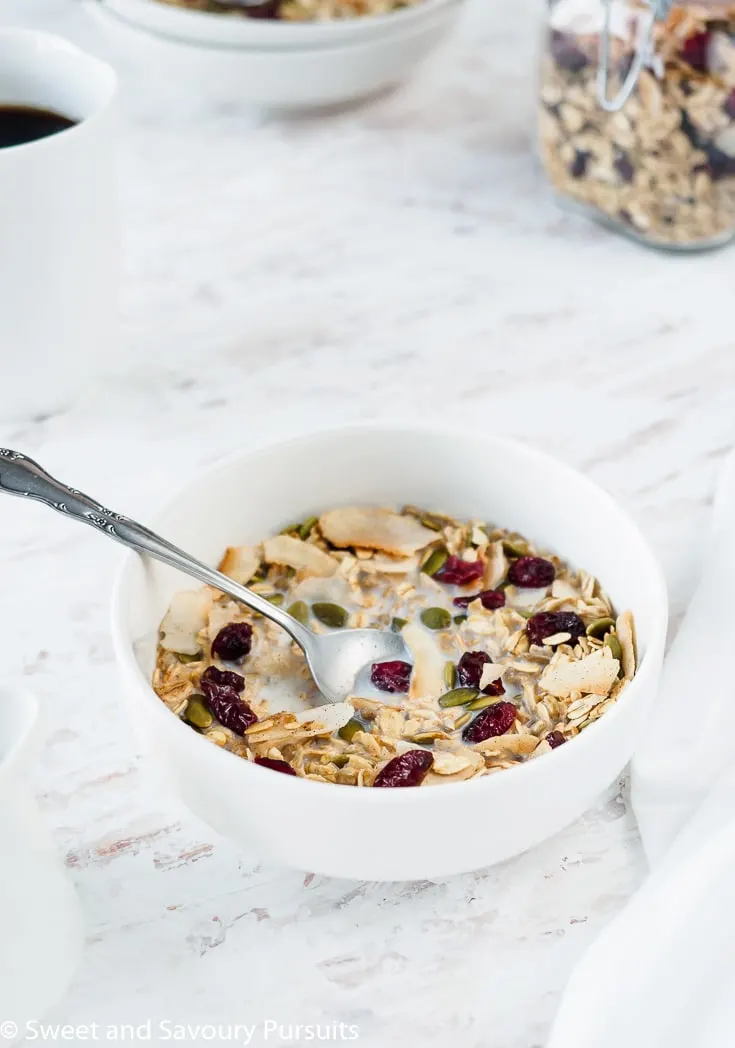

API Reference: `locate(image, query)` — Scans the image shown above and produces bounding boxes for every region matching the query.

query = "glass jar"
[539,0,735,249]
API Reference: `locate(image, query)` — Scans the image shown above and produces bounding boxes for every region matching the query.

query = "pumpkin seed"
[453,614,468,625]
[266,593,284,606]
[332,755,349,769]
[410,730,444,744]
[444,661,457,689]
[439,687,481,708]
[586,617,616,639]
[421,607,452,631]
[604,632,625,676]
[455,712,472,730]
[299,515,318,540]
[503,537,529,558]
[287,601,309,625]
[338,718,364,743]
[391,617,408,633]
[420,547,449,577]
[184,697,213,730]
[404,505,453,531]
[177,651,202,664]
[467,694,502,712]
[312,602,348,629]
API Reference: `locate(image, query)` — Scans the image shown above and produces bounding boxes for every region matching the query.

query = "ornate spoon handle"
[0,449,311,646]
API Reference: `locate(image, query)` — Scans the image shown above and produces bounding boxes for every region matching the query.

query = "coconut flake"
[263,534,337,577]
[403,623,445,701]
[217,545,260,585]
[540,648,620,699]
[160,589,212,655]
[479,663,504,690]
[319,507,436,556]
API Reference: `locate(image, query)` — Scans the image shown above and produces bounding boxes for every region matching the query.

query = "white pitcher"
[0,691,83,1044]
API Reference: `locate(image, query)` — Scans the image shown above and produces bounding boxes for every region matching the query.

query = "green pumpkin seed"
[332,755,349,769]
[338,718,364,743]
[453,614,468,625]
[410,730,444,744]
[467,694,502,711]
[299,515,319,540]
[184,697,213,730]
[391,617,408,633]
[287,601,309,625]
[503,537,529,558]
[455,712,472,730]
[312,602,348,629]
[177,651,203,664]
[266,593,284,606]
[439,687,481,708]
[421,607,452,631]
[420,548,449,577]
[444,661,457,689]
[604,632,623,663]
[586,617,616,639]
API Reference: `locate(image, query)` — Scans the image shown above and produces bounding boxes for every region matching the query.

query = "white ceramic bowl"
[86,0,464,108]
[112,425,668,881]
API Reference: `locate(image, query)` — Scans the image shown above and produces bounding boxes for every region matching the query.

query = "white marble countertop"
[2,0,734,1044]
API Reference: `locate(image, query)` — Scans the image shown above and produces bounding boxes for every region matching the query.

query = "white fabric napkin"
[548,450,735,1048]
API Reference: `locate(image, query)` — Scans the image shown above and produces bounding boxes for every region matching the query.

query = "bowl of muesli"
[86,0,465,108]
[111,425,667,880]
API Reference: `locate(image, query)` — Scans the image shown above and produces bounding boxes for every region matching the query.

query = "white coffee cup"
[0,30,118,420]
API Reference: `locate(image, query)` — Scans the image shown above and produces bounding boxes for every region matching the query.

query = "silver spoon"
[0,449,410,704]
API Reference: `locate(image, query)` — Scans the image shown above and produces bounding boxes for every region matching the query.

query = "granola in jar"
[539,0,735,249]
[153,506,637,787]
[153,0,424,20]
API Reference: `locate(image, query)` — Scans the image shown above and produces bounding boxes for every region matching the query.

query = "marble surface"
[2,0,734,1044]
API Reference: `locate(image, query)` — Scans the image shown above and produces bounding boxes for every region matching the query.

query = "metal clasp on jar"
[597,0,673,111]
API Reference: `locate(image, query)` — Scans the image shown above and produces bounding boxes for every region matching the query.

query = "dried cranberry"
[570,150,590,178]
[702,144,735,181]
[212,0,280,15]
[456,651,505,696]
[508,556,555,588]
[200,666,256,736]
[527,611,585,647]
[211,622,253,663]
[681,31,710,72]
[462,702,517,744]
[546,731,566,749]
[726,89,735,120]
[255,756,297,776]
[614,151,635,183]
[373,750,434,788]
[550,30,589,74]
[453,589,506,611]
[370,660,412,694]
[435,555,485,586]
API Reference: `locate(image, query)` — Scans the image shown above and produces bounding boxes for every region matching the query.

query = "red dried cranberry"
[570,150,590,178]
[211,622,253,663]
[702,144,735,181]
[255,756,297,776]
[550,30,589,74]
[435,555,485,586]
[681,31,710,72]
[200,666,256,736]
[462,701,517,744]
[546,731,566,749]
[370,660,412,694]
[374,750,434,788]
[456,651,505,696]
[614,151,635,183]
[527,612,585,647]
[508,556,555,588]
[726,89,735,120]
[453,589,506,611]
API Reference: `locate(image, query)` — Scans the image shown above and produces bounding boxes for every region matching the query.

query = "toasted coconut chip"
[540,648,620,699]
[530,739,553,759]
[263,534,337,578]
[375,707,405,738]
[288,574,351,607]
[403,623,445,701]
[483,540,508,590]
[246,703,353,746]
[160,589,213,655]
[206,599,247,644]
[475,734,539,757]
[616,610,637,680]
[217,545,260,586]
[431,750,482,776]
[319,507,436,556]
[358,554,418,575]
[551,579,578,600]
[479,663,504,690]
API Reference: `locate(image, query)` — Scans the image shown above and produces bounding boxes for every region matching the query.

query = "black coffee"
[0,105,76,150]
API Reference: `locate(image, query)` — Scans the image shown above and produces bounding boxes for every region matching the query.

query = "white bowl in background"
[85,0,464,108]
[111,425,668,881]
[98,0,459,48]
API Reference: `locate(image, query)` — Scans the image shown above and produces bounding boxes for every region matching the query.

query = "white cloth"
[548,450,735,1048]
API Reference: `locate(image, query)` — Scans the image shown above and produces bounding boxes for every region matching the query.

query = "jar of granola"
[539,0,735,249]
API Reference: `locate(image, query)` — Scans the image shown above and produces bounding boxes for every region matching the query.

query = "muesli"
[154,0,423,20]
[153,506,637,787]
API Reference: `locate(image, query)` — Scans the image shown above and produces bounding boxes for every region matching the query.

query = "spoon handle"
[0,449,312,648]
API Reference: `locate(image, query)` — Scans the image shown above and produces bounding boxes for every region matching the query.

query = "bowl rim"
[90,0,462,49]
[111,422,669,805]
